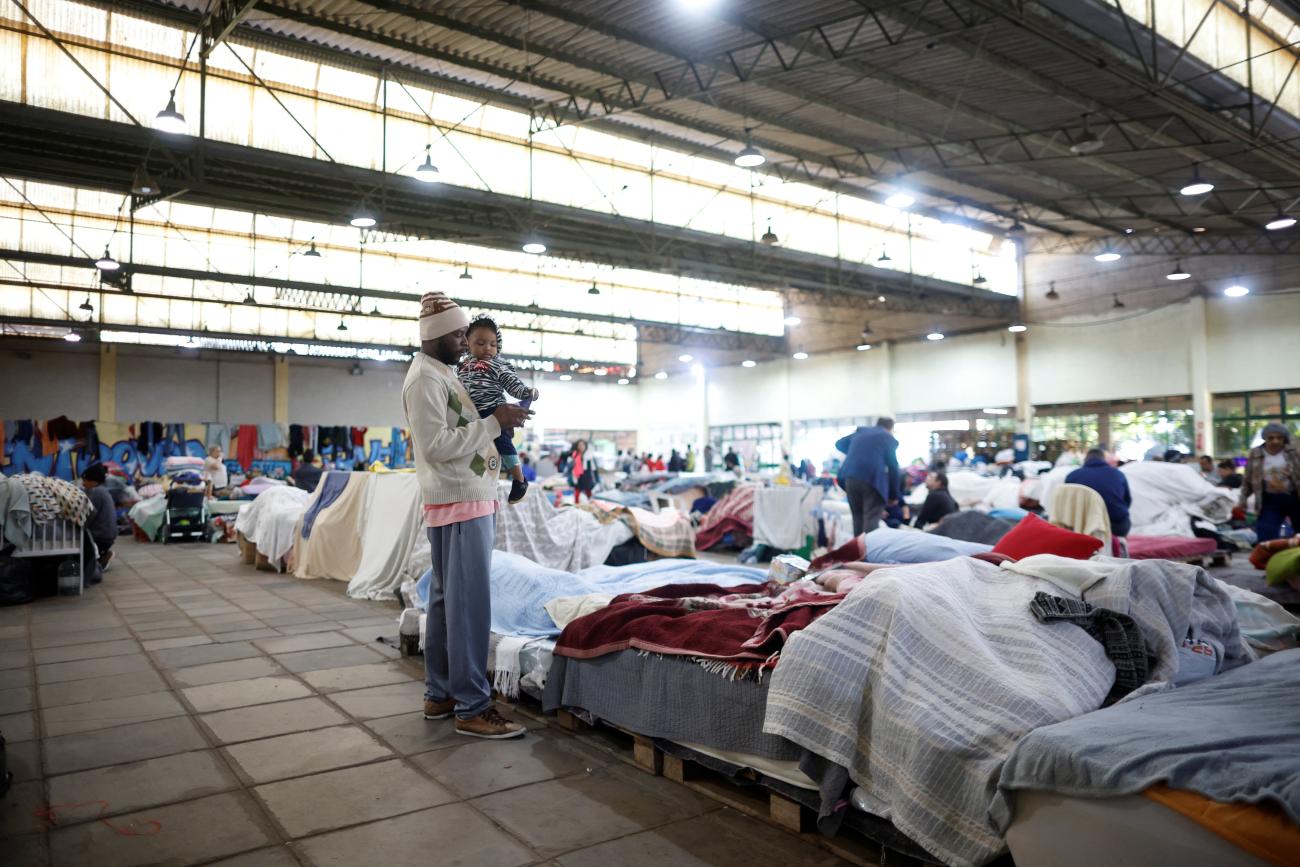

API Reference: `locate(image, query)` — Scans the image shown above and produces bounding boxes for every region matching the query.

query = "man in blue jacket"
[1065,448,1132,537]
[836,417,900,535]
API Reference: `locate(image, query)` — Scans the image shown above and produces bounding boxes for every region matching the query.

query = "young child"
[458,316,539,504]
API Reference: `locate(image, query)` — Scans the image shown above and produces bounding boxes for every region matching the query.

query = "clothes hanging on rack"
[236,424,258,472]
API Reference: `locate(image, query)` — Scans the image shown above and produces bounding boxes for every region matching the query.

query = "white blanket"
[495,486,632,571]
[233,486,311,565]
[753,485,822,550]
[347,473,427,601]
[1121,461,1236,537]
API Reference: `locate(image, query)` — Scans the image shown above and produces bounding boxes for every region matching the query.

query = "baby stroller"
[162,489,209,544]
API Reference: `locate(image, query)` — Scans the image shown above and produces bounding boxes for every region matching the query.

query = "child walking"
[458,316,539,504]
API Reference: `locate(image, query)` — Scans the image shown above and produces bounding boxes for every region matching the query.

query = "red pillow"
[993,513,1103,560]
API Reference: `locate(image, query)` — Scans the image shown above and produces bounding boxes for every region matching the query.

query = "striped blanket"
[763,556,1249,867]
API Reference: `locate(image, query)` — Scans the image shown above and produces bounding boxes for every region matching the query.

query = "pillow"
[1250,535,1300,571]
[1265,546,1300,588]
[864,527,992,564]
[993,513,1103,560]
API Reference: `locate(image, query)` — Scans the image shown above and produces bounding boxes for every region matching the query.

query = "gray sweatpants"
[425,514,495,719]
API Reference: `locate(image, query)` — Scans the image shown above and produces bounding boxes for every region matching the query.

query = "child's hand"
[530,388,540,401]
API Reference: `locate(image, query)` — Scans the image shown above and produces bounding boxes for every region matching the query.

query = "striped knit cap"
[418,291,470,341]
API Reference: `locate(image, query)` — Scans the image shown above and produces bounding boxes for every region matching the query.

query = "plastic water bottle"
[57,560,82,596]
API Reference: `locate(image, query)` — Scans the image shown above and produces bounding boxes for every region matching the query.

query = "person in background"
[668,449,685,472]
[1162,448,1186,464]
[685,444,696,473]
[570,439,599,502]
[1065,447,1133,537]
[404,290,531,740]
[1216,459,1243,489]
[1240,422,1300,542]
[703,443,715,472]
[911,471,959,529]
[646,454,666,472]
[836,417,900,536]
[291,449,324,494]
[204,445,228,496]
[520,453,536,483]
[1198,454,1217,482]
[723,447,741,475]
[81,463,116,571]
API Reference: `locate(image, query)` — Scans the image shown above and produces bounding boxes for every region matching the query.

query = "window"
[711,423,781,471]
[1213,389,1299,456]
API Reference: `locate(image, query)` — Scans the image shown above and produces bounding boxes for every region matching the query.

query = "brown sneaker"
[423,698,455,720]
[455,708,525,740]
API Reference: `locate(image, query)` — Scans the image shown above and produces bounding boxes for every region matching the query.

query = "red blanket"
[554,580,845,663]
[695,483,758,550]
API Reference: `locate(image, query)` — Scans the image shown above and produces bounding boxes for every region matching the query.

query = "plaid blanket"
[555,580,843,664]
[579,503,696,559]
[764,556,1249,867]
[497,488,633,571]
[695,482,759,550]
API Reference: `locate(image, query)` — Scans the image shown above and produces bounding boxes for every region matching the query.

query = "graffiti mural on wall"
[2,420,410,481]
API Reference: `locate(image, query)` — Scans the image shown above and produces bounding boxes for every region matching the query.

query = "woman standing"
[1240,422,1300,541]
[570,439,599,503]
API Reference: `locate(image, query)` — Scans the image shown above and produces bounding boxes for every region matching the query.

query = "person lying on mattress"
[404,291,532,741]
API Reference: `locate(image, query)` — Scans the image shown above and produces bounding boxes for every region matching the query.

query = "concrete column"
[879,341,894,418]
[273,356,290,424]
[1187,295,1212,453]
[780,359,793,448]
[98,344,116,422]
[696,365,710,452]
[1015,333,1033,436]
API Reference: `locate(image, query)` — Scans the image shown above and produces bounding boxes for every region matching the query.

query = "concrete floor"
[0,538,849,867]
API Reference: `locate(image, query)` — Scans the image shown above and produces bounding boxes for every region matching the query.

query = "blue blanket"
[415,553,767,638]
[993,648,1300,830]
[864,526,992,564]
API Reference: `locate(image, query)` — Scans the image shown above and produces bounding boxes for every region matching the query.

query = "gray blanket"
[993,646,1300,831]
[763,557,1249,867]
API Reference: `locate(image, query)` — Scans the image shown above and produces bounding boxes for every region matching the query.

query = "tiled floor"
[0,538,849,866]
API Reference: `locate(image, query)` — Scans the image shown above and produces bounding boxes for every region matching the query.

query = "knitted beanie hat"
[1261,422,1290,442]
[418,291,470,341]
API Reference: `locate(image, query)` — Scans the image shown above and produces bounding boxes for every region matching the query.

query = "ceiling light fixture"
[559,374,572,381]
[1070,114,1104,155]
[678,353,693,363]
[154,90,186,134]
[760,220,778,245]
[741,359,756,368]
[522,236,547,254]
[349,207,377,228]
[783,315,801,327]
[856,343,871,351]
[1192,226,1207,233]
[78,296,94,312]
[63,331,82,343]
[588,281,600,295]
[617,378,630,385]
[983,407,1010,415]
[876,294,887,303]
[1045,281,1059,300]
[654,370,668,380]
[181,335,200,349]
[415,144,441,182]
[594,368,607,376]
[95,247,119,271]
[927,331,945,341]
[876,249,892,265]
[1166,261,1190,281]
[1266,213,1296,231]
[1007,220,1027,237]
[131,167,160,196]
[303,241,322,258]
[734,129,765,168]
[885,191,915,209]
[792,351,809,360]
[1179,164,1214,196]
[861,322,874,338]
[243,290,256,305]
[1094,247,1122,262]
[1007,322,1027,333]
[972,270,987,285]
[337,318,348,332]
[459,264,472,280]
[1224,284,1249,298]
[1112,294,1126,309]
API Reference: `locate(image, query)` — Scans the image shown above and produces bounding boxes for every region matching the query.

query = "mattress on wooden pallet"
[1126,534,1218,560]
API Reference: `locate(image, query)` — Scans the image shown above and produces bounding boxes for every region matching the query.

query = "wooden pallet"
[549,708,936,867]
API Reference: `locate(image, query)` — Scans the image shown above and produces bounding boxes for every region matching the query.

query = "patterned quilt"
[13,473,91,526]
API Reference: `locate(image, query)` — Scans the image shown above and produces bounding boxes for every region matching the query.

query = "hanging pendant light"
[1112,294,1126,309]
[1070,114,1104,155]
[154,90,186,134]
[1007,322,1028,333]
[856,343,872,351]
[926,330,945,341]
[63,330,82,343]
[350,206,377,228]
[734,129,765,168]
[885,191,915,209]
[78,296,94,312]
[1045,280,1059,300]
[1265,213,1296,231]
[181,334,200,349]
[876,249,892,265]
[972,270,987,285]
[1224,284,1249,298]
[415,144,441,183]
[521,233,547,254]
[303,241,322,258]
[243,290,256,305]
[459,264,473,280]
[588,281,600,295]
[1094,246,1121,262]
[131,167,161,196]
[1166,261,1190,281]
[1179,164,1214,196]
[1007,220,1027,237]
[760,219,778,245]
[337,318,348,332]
[741,359,756,368]
[95,247,120,271]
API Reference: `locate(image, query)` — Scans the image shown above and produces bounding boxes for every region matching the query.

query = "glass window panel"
[1249,391,1283,419]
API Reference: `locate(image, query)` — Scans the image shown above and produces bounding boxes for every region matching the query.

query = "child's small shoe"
[508,479,529,505]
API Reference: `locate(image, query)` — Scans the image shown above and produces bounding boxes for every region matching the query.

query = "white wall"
[531,378,639,434]
[892,332,1015,413]
[1206,291,1300,393]
[117,354,220,421]
[288,360,408,427]
[0,344,100,420]
[215,358,274,423]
